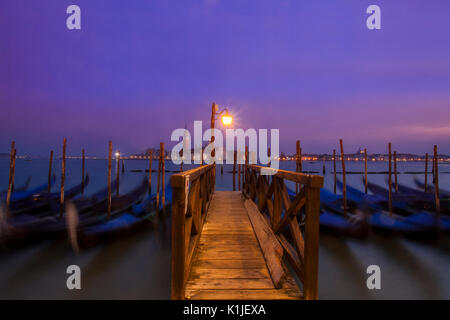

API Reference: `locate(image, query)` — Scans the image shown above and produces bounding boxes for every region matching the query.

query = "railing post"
[304,185,320,300]
[171,175,187,300]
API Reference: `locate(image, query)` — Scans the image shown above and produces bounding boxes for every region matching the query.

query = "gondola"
[414,177,450,197]
[353,180,449,235]
[287,186,368,237]
[74,184,173,248]
[9,175,91,216]
[0,177,148,248]
[0,176,31,194]
[388,179,450,215]
[1,176,56,204]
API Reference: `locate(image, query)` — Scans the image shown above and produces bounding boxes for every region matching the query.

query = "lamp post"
[210,103,233,183]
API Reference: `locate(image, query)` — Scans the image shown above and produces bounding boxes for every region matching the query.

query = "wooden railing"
[243,164,323,300]
[171,164,215,300]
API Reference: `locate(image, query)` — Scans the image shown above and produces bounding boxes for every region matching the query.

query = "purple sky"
[1,0,450,156]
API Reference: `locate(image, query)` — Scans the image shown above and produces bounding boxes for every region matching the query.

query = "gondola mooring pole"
[156,143,162,208]
[11,149,16,192]
[434,145,440,219]
[424,153,428,193]
[333,149,337,194]
[116,151,120,196]
[364,148,368,194]
[81,148,85,194]
[148,150,153,194]
[233,150,237,191]
[161,142,166,209]
[238,150,241,191]
[339,139,347,217]
[6,141,15,212]
[48,150,54,193]
[296,140,300,194]
[245,146,249,193]
[394,150,398,193]
[388,143,393,216]
[60,138,67,218]
[107,141,112,219]
[180,148,183,172]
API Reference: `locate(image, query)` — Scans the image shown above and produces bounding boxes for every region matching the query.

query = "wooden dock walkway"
[171,164,323,300]
[184,191,302,300]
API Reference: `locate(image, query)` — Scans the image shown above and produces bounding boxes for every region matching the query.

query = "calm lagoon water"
[0,159,449,299]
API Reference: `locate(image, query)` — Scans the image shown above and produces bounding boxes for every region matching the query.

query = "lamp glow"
[221,115,232,126]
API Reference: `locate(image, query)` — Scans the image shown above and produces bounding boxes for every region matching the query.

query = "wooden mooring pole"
[122,159,125,174]
[11,148,16,192]
[432,152,435,184]
[364,148,368,194]
[161,143,166,208]
[60,138,67,217]
[388,143,393,216]
[233,150,236,191]
[238,150,241,191]
[148,150,153,194]
[6,141,16,211]
[81,149,85,194]
[339,139,347,217]
[424,153,428,192]
[180,148,183,172]
[157,146,161,207]
[296,140,300,193]
[434,145,440,217]
[333,149,336,194]
[394,150,398,193]
[244,146,249,193]
[11,148,17,192]
[107,141,112,219]
[48,150,53,193]
[116,151,120,196]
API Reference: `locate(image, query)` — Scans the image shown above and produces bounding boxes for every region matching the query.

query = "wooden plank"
[247,164,323,188]
[277,234,304,282]
[185,289,301,300]
[171,176,187,300]
[189,268,270,280]
[304,187,320,300]
[185,278,274,290]
[244,199,285,288]
[274,188,307,233]
[191,259,265,269]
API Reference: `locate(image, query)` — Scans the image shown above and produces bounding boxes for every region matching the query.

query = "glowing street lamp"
[221,110,233,126]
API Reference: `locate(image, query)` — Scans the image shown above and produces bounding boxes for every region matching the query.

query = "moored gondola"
[73,183,173,248]
[9,175,91,216]
[343,180,449,236]
[0,176,148,249]
[287,186,368,238]
[1,176,56,204]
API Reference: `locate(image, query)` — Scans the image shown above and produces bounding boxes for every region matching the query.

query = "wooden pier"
[171,164,323,300]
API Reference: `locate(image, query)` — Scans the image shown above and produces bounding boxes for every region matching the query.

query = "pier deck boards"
[184,191,302,300]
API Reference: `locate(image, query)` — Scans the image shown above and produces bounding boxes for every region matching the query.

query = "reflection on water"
[0,159,449,299]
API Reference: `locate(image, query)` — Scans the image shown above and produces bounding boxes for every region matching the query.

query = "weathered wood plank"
[244,199,285,288]
[189,268,270,280]
[186,278,274,290]
[185,289,302,300]
[191,259,266,269]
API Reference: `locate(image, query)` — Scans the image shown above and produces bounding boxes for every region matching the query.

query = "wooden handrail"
[171,164,215,300]
[243,164,323,300]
